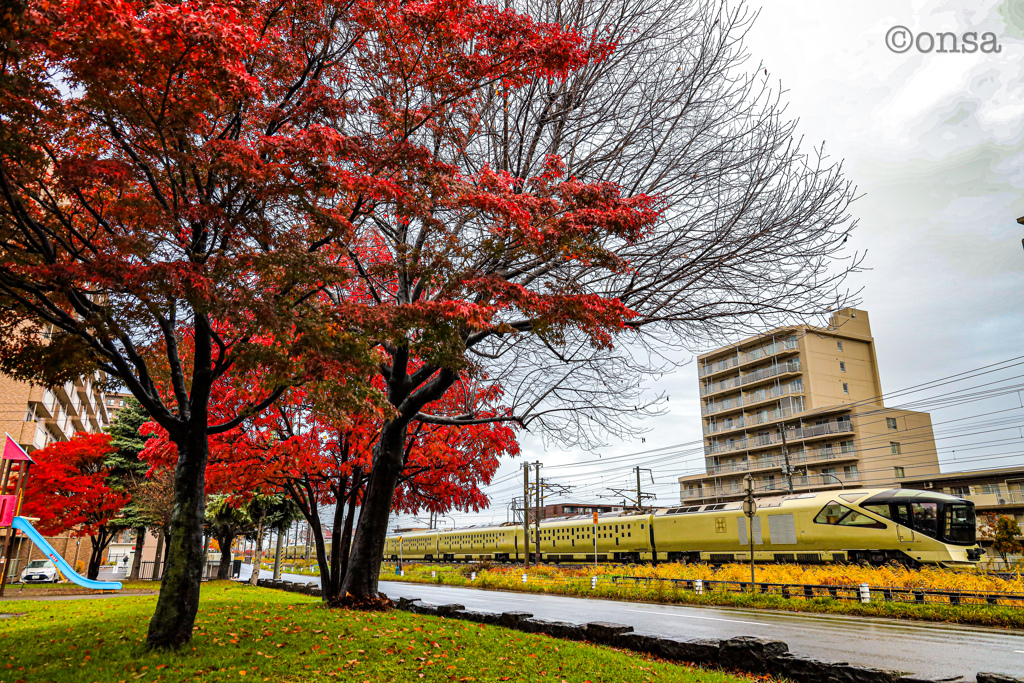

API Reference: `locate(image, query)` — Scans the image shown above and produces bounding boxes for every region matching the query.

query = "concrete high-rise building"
[678,308,940,503]
[103,390,135,421]
[0,371,113,454]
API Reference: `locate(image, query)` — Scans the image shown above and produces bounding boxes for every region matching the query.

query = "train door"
[894,503,915,542]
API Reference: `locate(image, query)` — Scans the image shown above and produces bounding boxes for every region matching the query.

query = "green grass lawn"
[0,581,755,682]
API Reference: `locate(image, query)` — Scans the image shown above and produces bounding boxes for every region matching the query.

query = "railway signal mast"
[743,474,757,593]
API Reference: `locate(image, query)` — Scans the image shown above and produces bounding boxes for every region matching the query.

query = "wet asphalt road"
[239,566,1024,680]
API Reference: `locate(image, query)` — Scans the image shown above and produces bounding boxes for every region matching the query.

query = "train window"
[814,502,887,529]
[910,502,939,539]
[838,510,886,529]
[862,504,891,520]
[814,502,846,525]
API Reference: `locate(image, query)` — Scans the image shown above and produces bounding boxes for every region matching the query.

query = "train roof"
[656,488,969,518]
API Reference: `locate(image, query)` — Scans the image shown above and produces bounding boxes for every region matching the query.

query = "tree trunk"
[145,428,209,650]
[336,471,361,594]
[273,530,284,580]
[216,531,235,580]
[248,521,265,586]
[340,423,406,601]
[87,533,105,581]
[128,527,146,581]
[152,529,165,580]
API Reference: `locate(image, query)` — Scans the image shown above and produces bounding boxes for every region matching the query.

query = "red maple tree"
[139,374,517,603]
[0,0,640,631]
[21,433,130,580]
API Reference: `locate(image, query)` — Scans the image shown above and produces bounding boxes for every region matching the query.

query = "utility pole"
[636,466,642,507]
[781,424,793,494]
[533,461,542,565]
[522,462,531,567]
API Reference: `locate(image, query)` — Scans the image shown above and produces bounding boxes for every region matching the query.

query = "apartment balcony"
[700,375,741,397]
[791,418,853,441]
[698,354,740,379]
[965,491,1024,508]
[704,418,853,457]
[738,358,802,389]
[30,389,59,420]
[54,381,83,418]
[703,416,746,436]
[32,424,49,450]
[791,445,857,466]
[702,395,744,417]
[686,472,861,502]
[743,382,803,410]
[747,405,797,428]
[45,405,73,441]
[698,338,799,379]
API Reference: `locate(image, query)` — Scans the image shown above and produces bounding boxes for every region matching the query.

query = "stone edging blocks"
[253,579,1022,683]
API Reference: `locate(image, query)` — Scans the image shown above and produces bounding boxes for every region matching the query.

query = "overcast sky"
[391,0,1024,530]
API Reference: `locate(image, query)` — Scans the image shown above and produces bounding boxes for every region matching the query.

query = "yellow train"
[384,488,982,567]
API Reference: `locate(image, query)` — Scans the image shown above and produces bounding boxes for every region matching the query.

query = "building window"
[24,405,36,422]
[886,417,898,430]
[837,341,844,352]
[840,440,855,453]
[894,466,905,478]
[980,483,1000,494]
[890,442,901,455]
[106,398,114,406]
[839,361,846,372]
[950,486,970,497]
[842,383,849,394]
[843,465,858,478]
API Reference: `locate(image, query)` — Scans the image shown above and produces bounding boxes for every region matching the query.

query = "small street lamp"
[821,473,845,489]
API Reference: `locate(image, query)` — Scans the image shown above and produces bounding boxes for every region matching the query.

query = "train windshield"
[943,503,975,545]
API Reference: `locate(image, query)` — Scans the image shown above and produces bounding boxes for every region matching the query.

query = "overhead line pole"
[533,461,542,565]
[522,462,531,567]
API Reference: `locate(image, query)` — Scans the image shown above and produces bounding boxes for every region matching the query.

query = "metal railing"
[702,396,744,416]
[698,338,799,378]
[703,416,746,436]
[597,575,1024,608]
[739,359,802,387]
[130,559,238,581]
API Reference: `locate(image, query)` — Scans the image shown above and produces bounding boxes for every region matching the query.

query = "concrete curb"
[255,580,1022,683]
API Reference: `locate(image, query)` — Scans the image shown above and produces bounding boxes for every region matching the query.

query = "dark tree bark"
[340,422,409,599]
[215,530,236,580]
[146,427,209,648]
[128,528,146,581]
[86,527,115,581]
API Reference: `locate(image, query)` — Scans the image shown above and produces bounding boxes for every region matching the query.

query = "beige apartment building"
[1,371,113,453]
[679,308,941,503]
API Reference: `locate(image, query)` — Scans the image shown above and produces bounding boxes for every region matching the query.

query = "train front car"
[852,489,982,567]
[651,488,982,567]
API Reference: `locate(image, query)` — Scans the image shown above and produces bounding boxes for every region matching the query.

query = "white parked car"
[20,559,59,583]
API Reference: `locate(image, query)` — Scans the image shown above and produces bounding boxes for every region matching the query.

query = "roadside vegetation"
[0,582,758,683]
[385,562,1024,628]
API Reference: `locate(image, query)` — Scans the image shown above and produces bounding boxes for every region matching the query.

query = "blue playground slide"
[11,516,122,590]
